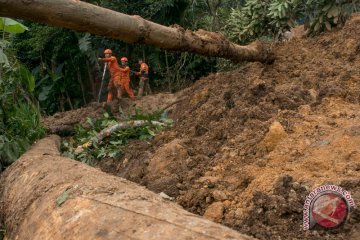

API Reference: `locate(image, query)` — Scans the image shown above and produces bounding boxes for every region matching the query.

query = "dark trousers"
[138,78,152,97]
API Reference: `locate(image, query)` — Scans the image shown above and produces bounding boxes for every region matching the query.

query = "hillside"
[44,15,360,240]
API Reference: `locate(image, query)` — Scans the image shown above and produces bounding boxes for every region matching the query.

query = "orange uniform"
[100,56,121,103]
[101,56,121,82]
[119,66,135,100]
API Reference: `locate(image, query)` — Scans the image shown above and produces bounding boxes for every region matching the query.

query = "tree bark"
[0,0,273,63]
[0,135,256,240]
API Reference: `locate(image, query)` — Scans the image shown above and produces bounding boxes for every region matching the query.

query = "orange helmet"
[104,49,112,54]
[121,57,128,62]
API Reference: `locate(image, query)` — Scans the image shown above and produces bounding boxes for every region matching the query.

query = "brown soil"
[42,93,178,134]
[50,15,360,239]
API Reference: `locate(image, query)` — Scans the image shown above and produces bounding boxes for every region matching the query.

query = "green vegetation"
[0,228,4,240]
[0,18,45,169]
[56,188,72,207]
[226,0,360,43]
[61,110,172,165]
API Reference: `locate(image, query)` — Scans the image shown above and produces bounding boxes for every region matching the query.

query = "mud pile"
[102,15,360,239]
[45,15,360,239]
[42,93,177,131]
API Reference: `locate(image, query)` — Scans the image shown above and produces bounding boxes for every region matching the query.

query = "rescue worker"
[97,49,122,103]
[136,59,152,97]
[118,57,136,101]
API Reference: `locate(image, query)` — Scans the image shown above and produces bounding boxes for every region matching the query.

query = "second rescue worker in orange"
[97,49,121,103]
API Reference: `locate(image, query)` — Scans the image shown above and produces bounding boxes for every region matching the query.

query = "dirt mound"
[42,93,179,135]
[42,102,105,131]
[104,14,360,239]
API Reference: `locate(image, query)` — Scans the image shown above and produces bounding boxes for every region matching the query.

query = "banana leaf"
[0,17,28,33]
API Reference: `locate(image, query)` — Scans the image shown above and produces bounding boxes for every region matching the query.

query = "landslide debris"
[49,14,360,240]
[105,15,360,240]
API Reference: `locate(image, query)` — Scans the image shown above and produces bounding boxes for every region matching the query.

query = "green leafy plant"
[0,19,45,169]
[304,0,358,35]
[0,228,5,240]
[0,94,46,166]
[61,110,171,165]
[1,18,28,71]
[0,18,28,33]
[56,188,72,207]
[225,0,360,43]
[225,0,274,43]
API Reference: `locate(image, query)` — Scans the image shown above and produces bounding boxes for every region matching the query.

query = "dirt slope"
[43,14,360,240]
[99,15,360,240]
[42,93,178,131]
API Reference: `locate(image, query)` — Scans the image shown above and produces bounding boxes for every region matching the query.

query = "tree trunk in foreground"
[0,0,273,63]
[0,135,255,240]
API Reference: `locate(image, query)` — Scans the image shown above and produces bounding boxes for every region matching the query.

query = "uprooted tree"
[0,0,273,63]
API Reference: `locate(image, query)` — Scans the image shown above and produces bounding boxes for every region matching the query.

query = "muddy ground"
[42,93,178,135]
[44,15,360,240]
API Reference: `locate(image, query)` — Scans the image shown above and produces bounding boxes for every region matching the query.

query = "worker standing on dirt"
[98,49,122,103]
[119,57,136,101]
[136,59,152,97]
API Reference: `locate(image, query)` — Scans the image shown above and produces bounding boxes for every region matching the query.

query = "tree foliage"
[226,0,360,43]
[0,18,45,169]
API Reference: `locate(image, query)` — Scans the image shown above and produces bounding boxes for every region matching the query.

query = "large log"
[0,135,255,240]
[0,0,273,63]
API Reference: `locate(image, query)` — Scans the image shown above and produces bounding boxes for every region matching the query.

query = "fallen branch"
[160,98,186,112]
[75,120,164,153]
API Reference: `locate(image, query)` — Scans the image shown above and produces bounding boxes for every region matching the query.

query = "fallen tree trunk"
[0,0,273,63]
[0,135,255,240]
